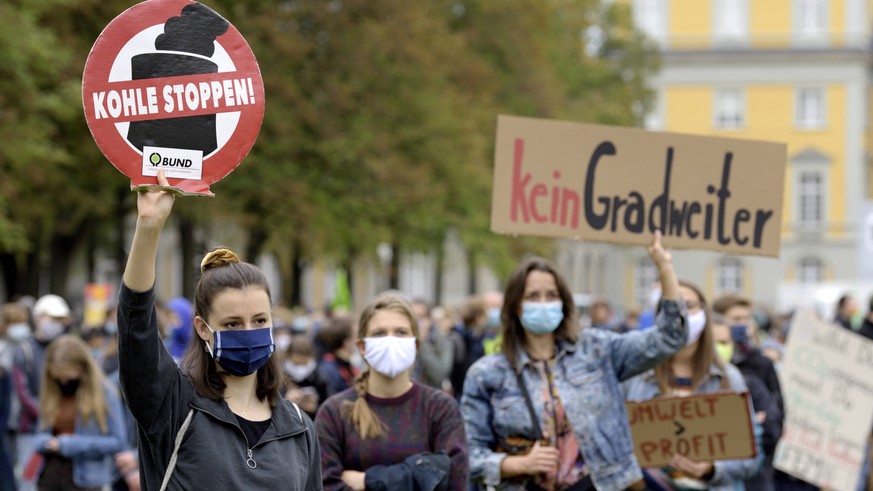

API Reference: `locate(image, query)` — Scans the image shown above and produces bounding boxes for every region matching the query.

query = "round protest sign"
[82,0,265,196]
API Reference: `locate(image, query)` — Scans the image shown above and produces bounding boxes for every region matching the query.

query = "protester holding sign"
[460,231,685,490]
[117,172,321,490]
[314,293,469,491]
[623,280,761,491]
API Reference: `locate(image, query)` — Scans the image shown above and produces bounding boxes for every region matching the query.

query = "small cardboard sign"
[491,115,787,256]
[774,311,873,491]
[626,392,756,467]
[82,0,265,196]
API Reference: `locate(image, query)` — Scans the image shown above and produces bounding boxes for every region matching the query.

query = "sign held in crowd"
[774,311,873,491]
[626,392,756,467]
[82,0,265,196]
[490,115,787,256]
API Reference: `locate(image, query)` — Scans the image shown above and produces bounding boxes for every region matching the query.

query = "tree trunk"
[434,241,444,306]
[290,239,303,307]
[179,217,195,298]
[389,242,400,290]
[467,250,477,296]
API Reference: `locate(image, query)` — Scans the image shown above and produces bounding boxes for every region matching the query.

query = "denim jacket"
[623,363,763,491]
[32,383,127,488]
[461,300,686,491]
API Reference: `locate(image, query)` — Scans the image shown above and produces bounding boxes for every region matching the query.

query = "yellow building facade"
[621,0,873,313]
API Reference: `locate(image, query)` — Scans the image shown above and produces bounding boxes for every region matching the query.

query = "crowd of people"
[0,175,869,490]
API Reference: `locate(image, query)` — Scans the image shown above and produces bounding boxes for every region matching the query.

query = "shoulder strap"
[291,402,303,423]
[160,409,195,491]
[515,369,543,441]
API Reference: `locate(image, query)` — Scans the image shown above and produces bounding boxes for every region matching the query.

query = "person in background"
[315,293,469,491]
[588,298,615,332]
[164,296,194,363]
[834,293,859,330]
[624,281,762,490]
[0,305,23,491]
[13,294,72,491]
[712,313,780,491]
[411,298,453,389]
[482,291,504,356]
[449,296,487,400]
[317,316,359,397]
[31,335,126,490]
[712,293,791,490]
[854,294,873,342]
[461,231,685,490]
[619,307,642,333]
[282,336,329,419]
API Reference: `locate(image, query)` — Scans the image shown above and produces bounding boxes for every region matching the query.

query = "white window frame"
[633,0,667,44]
[797,171,824,229]
[716,258,744,294]
[793,0,828,43]
[713,0,748,44]
[635,258,659,309]
[795,87,826,130]
[643,89,665,130]
[797,257,824,284]
[714,88,745,130]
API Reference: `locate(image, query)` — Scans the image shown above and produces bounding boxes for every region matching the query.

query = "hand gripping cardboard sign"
[83,0,265,196]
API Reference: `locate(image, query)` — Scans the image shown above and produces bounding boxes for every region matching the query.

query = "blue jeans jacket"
[461,300,687,491]
[623,362,764,491]
[32,383,127,488]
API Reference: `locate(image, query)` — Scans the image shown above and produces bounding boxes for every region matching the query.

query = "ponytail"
[341,370,386,439]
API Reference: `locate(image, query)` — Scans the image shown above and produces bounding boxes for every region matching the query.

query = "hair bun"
[201,248,240,273]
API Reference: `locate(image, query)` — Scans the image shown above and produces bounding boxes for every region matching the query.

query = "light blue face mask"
[520,301,564,334]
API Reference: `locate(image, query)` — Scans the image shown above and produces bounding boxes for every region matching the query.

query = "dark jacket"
[364,452,450,491]
[117,284,322,490]
[732,346,783,415]
[856,318,873,341]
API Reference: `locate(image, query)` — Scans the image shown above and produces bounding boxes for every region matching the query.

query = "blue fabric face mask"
[520,301,564,334]
[204,323,275,376]
[730,325,749,345]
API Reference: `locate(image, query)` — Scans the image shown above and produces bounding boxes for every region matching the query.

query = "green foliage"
[0,0,658,297]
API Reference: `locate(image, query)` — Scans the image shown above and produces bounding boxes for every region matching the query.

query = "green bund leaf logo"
[149,153,161,165]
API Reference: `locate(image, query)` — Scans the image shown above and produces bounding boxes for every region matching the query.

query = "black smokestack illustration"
[127,4,230,155]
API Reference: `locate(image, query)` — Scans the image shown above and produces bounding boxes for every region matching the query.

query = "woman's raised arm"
[123,171,176,292]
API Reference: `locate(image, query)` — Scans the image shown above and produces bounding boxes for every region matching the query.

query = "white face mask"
[38,319,65,340]
[284,360,317,382]
[362,336,417,378]
[686,310,706,346]
[6,323,30,342]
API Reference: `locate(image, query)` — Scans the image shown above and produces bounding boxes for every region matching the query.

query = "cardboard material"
[774,311,873,491]
[626,392,756,467]
[82,0,265,196]
[491,115,787,256]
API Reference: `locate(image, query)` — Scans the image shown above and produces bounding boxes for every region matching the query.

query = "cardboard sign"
[774,311,873,491]
[491,116,787,256]
[82,0,265,196]
[626,392,756,467]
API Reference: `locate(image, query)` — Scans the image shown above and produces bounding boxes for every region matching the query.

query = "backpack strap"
[160,409,195,491]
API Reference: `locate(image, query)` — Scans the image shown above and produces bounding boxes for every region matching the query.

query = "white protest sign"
[774,310,873,491]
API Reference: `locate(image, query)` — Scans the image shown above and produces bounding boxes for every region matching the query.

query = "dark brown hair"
[654,280,729,393]
[500,257,578,372]
[181,248,281,407]
[318,316,354,353]
[711,293,752,316]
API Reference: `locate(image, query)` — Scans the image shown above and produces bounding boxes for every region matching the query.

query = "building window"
[635,258,659,309]
[714,88,745,130]
[795,0,827,37]
[714,0,748,42]
[717,258,744,293]
[796,87,825,129]
[798,171,823,228]
[798,257,824,284]
[643,90,664,130]
[633,0,665,43]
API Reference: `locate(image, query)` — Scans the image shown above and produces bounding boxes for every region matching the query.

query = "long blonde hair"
[40,335,111,433]
[342,294,419,439]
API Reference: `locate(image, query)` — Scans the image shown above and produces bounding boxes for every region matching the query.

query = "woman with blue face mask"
[118,171,321,490]
[461,231,687,491]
